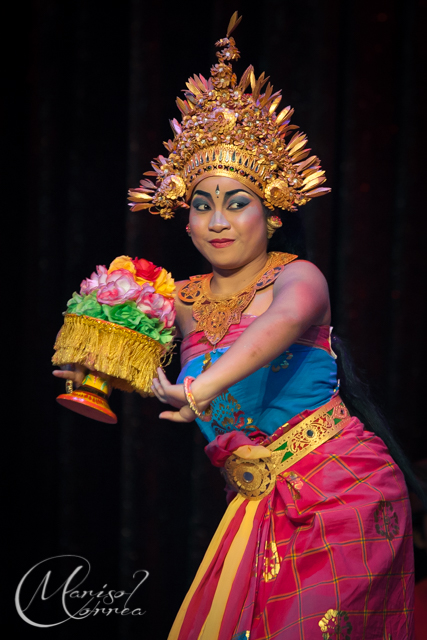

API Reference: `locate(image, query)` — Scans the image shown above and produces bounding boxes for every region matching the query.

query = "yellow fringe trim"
[52,314,169,396]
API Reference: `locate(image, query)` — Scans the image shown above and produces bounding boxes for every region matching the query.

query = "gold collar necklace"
[178,251,297,346]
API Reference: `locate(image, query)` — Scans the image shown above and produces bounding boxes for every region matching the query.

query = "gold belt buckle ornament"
[224,397,350,501]
[224,452,282,501]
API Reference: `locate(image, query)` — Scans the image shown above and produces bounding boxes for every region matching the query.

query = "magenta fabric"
[176,499,248,640]
[205,431,266,468]
[178,416,414,639]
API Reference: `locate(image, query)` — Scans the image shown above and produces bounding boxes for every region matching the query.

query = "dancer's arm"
[156,260,330,422]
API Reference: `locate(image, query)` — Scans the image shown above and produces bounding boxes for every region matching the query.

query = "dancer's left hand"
[151,368,196,422]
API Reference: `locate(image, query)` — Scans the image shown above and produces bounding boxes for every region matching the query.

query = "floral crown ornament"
[128,12,330,220]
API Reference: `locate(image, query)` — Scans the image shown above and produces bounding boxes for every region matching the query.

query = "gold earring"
[186,223,191,236]
[266,215,283,239]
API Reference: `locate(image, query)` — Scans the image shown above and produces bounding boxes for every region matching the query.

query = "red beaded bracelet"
[183,376,212,422]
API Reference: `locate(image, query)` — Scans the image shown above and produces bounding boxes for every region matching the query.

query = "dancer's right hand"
[52,363,88,388]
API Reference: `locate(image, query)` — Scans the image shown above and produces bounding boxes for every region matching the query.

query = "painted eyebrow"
[192,188,252,200]
[224,189,252,198]
[192,189,213,201]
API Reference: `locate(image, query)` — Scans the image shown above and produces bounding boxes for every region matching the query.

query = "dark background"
[6,0,427,638]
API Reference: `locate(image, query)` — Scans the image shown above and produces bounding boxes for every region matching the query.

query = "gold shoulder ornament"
[179,252,297,346]
[128,12,330,220]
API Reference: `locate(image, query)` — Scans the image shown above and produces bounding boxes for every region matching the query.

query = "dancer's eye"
[228,197,251,210]
[192,199,211,212]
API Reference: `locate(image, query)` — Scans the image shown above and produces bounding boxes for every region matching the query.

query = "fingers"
[151,377,169,404]
[180,404,197,421]
[159,411,190,422]
[53,370,80,381]
[52,363,88,388]
[151,377,166,398]
[233,445,272,460]
[152,374,164,392]
[74,365,87,387]
[150,368,169,400]
[151,374,187,409]
[156,367,170,387]
[159,405,196,423]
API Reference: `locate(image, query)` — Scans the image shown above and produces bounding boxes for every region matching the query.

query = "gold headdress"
[128,12,330,220]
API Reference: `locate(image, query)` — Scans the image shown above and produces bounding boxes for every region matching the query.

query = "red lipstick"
[209,238,235,249]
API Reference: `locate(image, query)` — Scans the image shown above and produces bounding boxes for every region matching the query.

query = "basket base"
[56,390,117,424]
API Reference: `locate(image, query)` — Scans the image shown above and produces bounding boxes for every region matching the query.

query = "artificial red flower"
[132,257,162,283]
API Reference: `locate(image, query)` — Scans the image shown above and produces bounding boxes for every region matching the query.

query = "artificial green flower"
[66,291,105,319]
[101,301,144,328]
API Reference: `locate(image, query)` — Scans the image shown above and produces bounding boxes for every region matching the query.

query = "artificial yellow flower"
[154,268,175,298]
[108,255,136,275]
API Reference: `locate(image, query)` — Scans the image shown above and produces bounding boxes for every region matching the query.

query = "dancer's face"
[188,176,268,270]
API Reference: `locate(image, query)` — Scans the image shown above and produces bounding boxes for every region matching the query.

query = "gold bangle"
[65,379,74,394]
[183,376,212,422]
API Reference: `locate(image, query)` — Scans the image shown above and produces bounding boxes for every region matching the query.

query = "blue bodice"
[177,323,338,442]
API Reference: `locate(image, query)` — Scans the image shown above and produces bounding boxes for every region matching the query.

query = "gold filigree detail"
[178,252,297,345]
[266,215,283,238]
[319,609,352,639]
[265,179,292,210]
[263,541,282,582]
[283,471,303,499]
[224,396,351,500]
[128,12,330,219]
[213,392,241,422]
[162,175,186,199]
[201,352,212,372]
[284,403,350,457]
[332,403,348,420]
[224,454,278,500]
[209,391,258,435]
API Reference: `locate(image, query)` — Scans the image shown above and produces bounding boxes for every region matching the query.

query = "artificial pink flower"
[96,269,141,305]
[80,265,108,295]
[136,286,176,328]
[157,297,176,328]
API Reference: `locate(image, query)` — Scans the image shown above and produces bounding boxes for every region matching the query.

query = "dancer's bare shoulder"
[173,280,196,338]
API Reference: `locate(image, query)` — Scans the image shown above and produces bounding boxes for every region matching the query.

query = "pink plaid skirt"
[168,416,414,639]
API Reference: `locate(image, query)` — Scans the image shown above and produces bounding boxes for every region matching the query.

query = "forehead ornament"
[215,185,220,198]
[128,12,330,221]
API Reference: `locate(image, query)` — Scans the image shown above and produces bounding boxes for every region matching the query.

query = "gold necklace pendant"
[179,252,298,346]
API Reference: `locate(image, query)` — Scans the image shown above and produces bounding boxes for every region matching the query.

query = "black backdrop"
[7,0,427,638]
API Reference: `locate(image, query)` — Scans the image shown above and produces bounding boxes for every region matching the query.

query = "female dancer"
[55,13,414,639]
[151,174,414,639]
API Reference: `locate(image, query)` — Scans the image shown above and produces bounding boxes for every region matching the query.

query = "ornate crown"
[128,12,330,220]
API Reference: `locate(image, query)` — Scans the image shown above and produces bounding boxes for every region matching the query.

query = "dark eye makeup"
[192,198,211,211]
[191,191,252,211]
[227,196,251,209]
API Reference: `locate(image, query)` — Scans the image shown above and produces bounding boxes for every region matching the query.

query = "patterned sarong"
[168,416,414,639]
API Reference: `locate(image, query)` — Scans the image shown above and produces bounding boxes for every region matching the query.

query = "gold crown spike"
[128,12,330,220]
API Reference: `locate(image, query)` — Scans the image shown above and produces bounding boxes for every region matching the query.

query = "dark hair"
[333,334,427,509]
[267,206,426,506]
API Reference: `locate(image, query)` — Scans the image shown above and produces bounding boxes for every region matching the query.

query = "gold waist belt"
[224,395,351,501]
